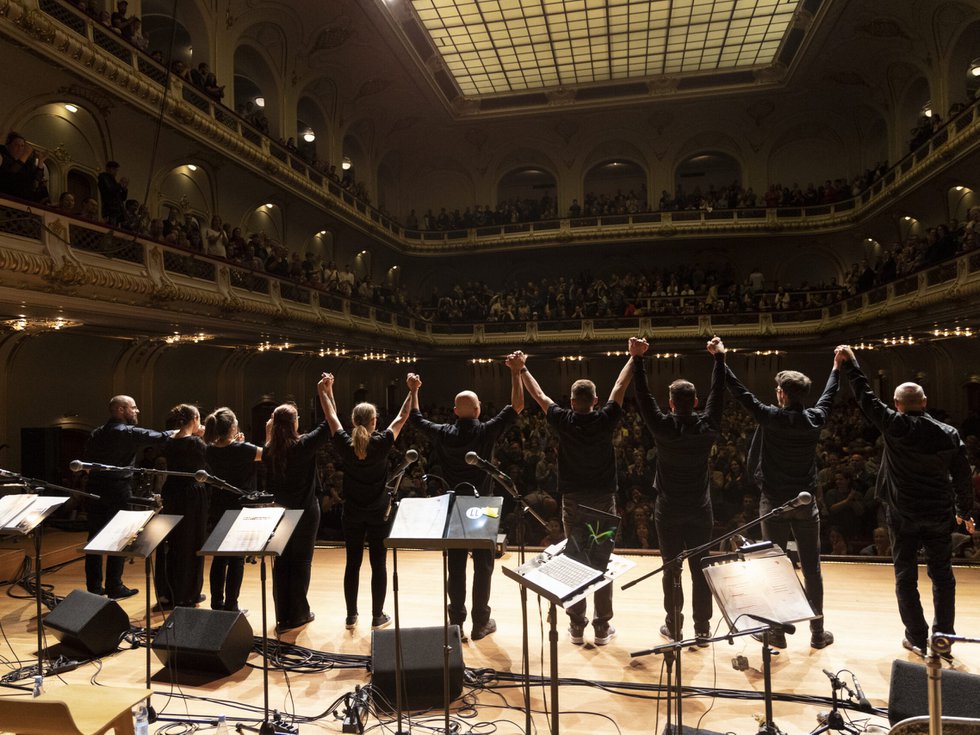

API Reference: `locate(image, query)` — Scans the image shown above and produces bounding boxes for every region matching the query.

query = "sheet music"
[704,554,815,631]
[0,494,37,529]
[1,496,68,534]
[218,507,284,552]
[86,510,155,552]
[388,495,452,539]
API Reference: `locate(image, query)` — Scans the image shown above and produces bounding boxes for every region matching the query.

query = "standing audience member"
[633,336,727,643]
[203,407,262,613]
[263,376,332,634]
[520,347,635,646]
[322,375,412,631]
[835,345,974,657]
[154,404,209,609]
[0,132,47,202]
[407,353,525,642]
[725,354,840,649]
[97,161,128,226]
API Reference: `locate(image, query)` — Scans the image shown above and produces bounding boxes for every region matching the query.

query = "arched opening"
[234,45,279,137]
[341,135,368,201]
[16,102,105,173]
[496,167,558,222]
[142,0,210,68]
[674,152,742,209]
[157,164,212,219]
[582,160,647,215]
[296,96,328,165]
[66,169,96,210]
[243,203,283,246]
[946,21,980,107]
[948,186,977,223]
[900,77,934,154]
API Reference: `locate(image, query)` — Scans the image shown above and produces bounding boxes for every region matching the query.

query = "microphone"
[465,451,512,485]
[745,613,796,635]
[777,491,812,511]
[851,672,872,710]
[0,468,22,479]
[390,449,419,478]
[70,460,124,473]
[194,470,241,495]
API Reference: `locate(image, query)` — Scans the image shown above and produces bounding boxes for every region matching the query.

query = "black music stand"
[199,508,303,735]
[84,510,181,721]
[385,494,503,735]
[502,544,633,735]
[0,494,70,678]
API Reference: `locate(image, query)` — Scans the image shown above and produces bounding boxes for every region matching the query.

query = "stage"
[2,543,979,734]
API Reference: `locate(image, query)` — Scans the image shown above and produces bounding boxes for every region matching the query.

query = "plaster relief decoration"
[464,127,488,152]
[353,78,391,102]
[546,87,576,106]
[311,20,356,55]
[858,18,911,41]
[745,99,774,128]
[554,119,578,146]
[646,111,674,136]
[389,117,420,136]
[57,85,114,117]
[646,77,678,96]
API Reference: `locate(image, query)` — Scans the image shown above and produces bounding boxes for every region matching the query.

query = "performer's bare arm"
[387,391,412,440]
[608,351,636,407]
[521,359,555,411]
[320,373,343,435]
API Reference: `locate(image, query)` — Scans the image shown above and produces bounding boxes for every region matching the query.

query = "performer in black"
[264,375,332,634]
[322,373,411,631]
[725,355,839,649]
[407,353,525,642]
[521,348,634,646]
[154,404,209,609]
[83,395,169,599]
[632,336,726,643]
[835,345,974,656]
[203,407,262,613]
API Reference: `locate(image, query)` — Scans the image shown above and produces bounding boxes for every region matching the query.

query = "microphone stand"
[623,495,811,735]
[473,466,548,735]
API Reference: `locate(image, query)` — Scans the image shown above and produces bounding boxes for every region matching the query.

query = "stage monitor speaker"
[43,589,129,658]
[371,625,464,711]
[151,607,253,676]
[889,659,980,724]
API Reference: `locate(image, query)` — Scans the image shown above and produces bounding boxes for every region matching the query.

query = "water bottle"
[215,715,228,734]
[133,703,149,735]
[31,675,43,698]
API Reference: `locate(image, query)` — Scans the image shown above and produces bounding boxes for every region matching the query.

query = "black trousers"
[85,499,126,594]
[447,547,494,629]
[273,500,320,626]
[343,513,389,618]
[210,557,245,610]
[655,502,713,636]
[562,493,616,633]
[154,488,208,606]
[760,494,825,634]
[887,508,956,649]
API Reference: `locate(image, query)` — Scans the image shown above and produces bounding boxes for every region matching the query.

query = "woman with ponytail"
[154,403,208,609]
[263,374,332,634]
[203,407,262,613]
[322,373,412,630]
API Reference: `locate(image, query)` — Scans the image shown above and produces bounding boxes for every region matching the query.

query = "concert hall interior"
[1,0,980,733]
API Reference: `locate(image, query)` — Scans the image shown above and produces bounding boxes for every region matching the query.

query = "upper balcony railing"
[7,0,980,253]
[2,195,978,350]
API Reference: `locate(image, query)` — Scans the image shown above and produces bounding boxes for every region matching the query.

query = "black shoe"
[903,638,926,658]
[471,619,497,641]
[371,613,392,630]
[276,611,315,635]
[568,626,585,645]
[345,615,358,630]
[107,585,139,600]
[811,630,834,649]
[752,629,787,649]
[196,594,207,603]
[694,628,711,648]
[151,600,174,613]
[87,587,105,596]
[660,624,679,642]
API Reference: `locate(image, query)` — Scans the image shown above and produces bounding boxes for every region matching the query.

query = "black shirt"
[332,428,395,514]
[161,435,207,499]
[409,406,518,496]
[633,353,725,512]
[263,422,331,509]
[205,441,260,513]
[547,400,622,496]
[843,361,972,522]
[84,420,170,504]
[726,365,839,502]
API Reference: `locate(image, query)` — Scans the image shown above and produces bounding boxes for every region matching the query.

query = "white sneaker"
[594,626,617,646]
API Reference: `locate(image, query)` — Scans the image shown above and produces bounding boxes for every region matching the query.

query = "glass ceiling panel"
[409,0,801,96]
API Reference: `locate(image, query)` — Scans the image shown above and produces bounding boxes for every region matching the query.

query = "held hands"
[318,372,334,391]
[707,336,726,355]
[628,336,649,356]
[235,431,245,443]
[406,373,421,390]
[505,351,526,372]
[958,516,976,534]
[834,345,855,369]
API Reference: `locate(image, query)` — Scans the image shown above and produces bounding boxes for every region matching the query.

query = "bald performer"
[83,395,170,598]
[407,353,525,641]
[835,346,974,657]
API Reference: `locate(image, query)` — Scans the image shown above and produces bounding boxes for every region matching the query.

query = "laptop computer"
[521,504,619,602]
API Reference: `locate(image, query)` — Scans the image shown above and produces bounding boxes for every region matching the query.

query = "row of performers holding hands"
[81,339,974,651]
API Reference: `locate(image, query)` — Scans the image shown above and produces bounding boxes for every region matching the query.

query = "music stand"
[199,508,303,735]
[502,544,634,735]
[0,494,70,678]
[385,494,503,735]
[84,510,181,721]
[702,547,817,735]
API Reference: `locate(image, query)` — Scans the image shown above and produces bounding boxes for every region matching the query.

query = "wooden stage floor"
[2,546,979,734]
